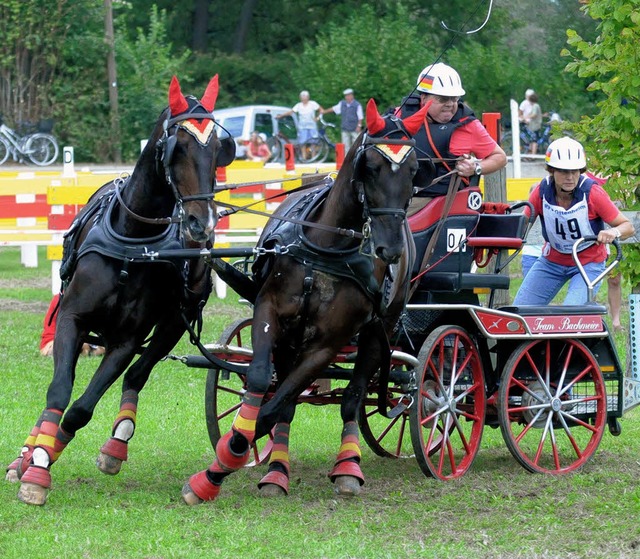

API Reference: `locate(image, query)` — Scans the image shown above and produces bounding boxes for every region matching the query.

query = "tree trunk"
[233,0,257,54]
[104,0,121,163]
[192,0,210,53]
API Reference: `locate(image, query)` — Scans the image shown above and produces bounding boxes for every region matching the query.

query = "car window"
[219,115,245,139]
[277,115,297,141]
[254,113,274,137]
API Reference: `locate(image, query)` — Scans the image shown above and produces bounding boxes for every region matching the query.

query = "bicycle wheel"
[299,137,325,163]
[0,137,9,165]
[500,128,512,156]
[266,136,284,163]
[25,133,59,166]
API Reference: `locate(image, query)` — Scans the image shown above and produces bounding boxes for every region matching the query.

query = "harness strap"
[115,178,180,225]
[216,200,364,240]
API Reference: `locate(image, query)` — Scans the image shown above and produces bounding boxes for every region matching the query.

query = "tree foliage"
[0,0,604,162]
[563,0,640,287]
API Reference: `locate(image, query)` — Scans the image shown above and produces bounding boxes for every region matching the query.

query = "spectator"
[40,293,104,357]
[276,90,324,145]
[521,92,543,155]
[246,131,271,163]
[513,137,635,306]
[322,88,363,152]
[397,62,507,215]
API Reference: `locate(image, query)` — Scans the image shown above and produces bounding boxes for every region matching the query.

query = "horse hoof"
[96,452,123,475]
[259,483,287,497]
[17,482,48,506]
[334,475,362,497]
[181,482,205,506]
[5,469,19,483]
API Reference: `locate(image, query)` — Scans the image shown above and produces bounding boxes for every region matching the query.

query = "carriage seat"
[499,304,608,316]
[416,212,528,293]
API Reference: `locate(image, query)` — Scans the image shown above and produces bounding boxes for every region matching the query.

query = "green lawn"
[0,247,638,559]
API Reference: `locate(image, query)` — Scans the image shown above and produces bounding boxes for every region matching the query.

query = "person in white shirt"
[277,90,324,144]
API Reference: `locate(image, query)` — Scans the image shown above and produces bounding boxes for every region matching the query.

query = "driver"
[398,62,507,214]
[513,137,634,306]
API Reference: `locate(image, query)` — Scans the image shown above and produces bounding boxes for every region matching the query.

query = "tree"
[0,0,78,124]
[563,0,640,288]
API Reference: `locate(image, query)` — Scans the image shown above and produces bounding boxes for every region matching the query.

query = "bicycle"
[0,116,60,166]
[267,116,336,164]
[500,112,561,157]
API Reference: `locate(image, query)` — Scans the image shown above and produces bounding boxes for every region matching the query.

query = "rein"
[114,176,181,226]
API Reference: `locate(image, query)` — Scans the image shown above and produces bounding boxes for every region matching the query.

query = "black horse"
[6,76,236,506]
[182,99,430,504]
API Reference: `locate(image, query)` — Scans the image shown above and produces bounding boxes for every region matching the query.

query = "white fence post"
[510,99,521,179]
[62,146,76,178]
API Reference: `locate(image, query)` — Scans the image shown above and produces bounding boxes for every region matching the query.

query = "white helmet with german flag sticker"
[545,137,587,170]
[416,63,465,97]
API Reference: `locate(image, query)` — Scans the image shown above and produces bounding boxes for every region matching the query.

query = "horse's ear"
[365,99,386,135]
[402,100,430,136]
[200,75,219,112]
[169,76,189,116]
[217,136,236,168]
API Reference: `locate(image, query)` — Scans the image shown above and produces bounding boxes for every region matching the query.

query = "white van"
[213,105,298,160]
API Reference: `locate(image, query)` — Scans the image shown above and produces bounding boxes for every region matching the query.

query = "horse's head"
[155,75,236,242]
[350,99,429,264]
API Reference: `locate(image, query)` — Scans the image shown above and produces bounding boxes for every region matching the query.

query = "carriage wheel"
[359,363,414,459]
[409,325,486,480]
[497,339,607,475]
[204,318,273,466]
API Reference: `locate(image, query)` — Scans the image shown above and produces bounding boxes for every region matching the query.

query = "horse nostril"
[187,215,205,236]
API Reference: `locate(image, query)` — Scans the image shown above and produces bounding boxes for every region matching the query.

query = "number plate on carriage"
[447,228,467,252]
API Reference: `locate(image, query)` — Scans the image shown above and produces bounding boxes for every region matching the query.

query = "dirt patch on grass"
[0,298,49,313]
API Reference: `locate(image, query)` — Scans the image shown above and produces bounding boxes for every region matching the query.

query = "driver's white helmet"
[416,63,465,96]
[545,137,587,170]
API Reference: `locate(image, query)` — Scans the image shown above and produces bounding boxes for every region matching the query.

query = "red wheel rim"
[498,339,607,474]
[411,326,486,480]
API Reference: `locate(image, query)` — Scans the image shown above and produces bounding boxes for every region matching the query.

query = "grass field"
[0,247,639,559]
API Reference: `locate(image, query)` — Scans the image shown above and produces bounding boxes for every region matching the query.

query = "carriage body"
[200,182,632,480]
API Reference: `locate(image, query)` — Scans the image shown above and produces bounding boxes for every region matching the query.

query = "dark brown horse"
[182,99,430,504]
[6,76,235,506]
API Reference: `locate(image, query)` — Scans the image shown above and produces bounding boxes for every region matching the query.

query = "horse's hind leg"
[258,405,296,497]
[18,344,137,506]
[97,321,188,475]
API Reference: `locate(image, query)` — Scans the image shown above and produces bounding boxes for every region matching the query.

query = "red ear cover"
[200,74,219,112]
[168,76,189,116]
[365,98,386,135]
[402,100,431,136]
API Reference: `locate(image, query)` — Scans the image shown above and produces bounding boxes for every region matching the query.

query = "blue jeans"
[521,255,539,278]
[513,256,606,306]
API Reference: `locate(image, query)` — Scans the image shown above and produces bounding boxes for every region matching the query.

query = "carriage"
[176,182,637,482]
[8,76,639,506]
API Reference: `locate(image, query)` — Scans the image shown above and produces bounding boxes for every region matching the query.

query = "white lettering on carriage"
[263,322,270,333]
[527,315,602,333]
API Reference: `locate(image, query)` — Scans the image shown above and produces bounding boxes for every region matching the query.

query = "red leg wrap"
[231,391,263,444]
[213,431,250,473]
[20,465,52,489]
[100,437,128,462]
[188,470,221,502]
[16,447,35,479]
[258,470,289,494]
[329,460,365,486]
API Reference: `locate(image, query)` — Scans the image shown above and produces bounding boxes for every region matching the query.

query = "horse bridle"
[115,103,223,227]
[352,117,417,244]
